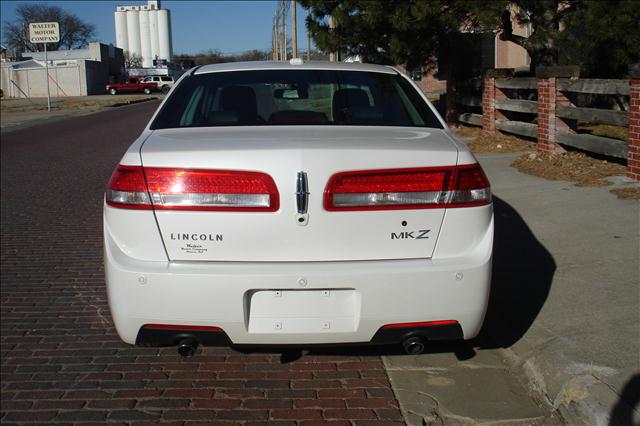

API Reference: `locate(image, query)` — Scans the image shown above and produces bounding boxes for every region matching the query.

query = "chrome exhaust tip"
[177,338,198,357]
[402,336,425,355]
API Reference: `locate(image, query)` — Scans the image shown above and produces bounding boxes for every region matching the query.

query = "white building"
[114,0,172,68]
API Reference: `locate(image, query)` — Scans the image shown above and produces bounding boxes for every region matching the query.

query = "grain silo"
[125,9,141,58]
[114,10,128,53]
[114,0,172,68]
[157,8,173,63]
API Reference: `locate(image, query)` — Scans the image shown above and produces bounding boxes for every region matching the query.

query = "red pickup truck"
[106,77,157,95]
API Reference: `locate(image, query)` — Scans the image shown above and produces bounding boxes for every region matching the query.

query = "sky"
[0,0,313,55]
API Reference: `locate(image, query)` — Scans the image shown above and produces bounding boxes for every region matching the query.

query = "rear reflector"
[142,324,223,332]
[382,320,459,329]
[106,166,279,211]
[324,164,490,211]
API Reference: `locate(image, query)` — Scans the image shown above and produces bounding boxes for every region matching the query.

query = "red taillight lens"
[106,166,279,211]
[448,164,492,207]
[324,164,490,211]
[144,168,279,211]
[382,320,459,329]
[106,165,152,209]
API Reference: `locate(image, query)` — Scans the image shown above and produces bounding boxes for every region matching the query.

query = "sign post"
[29,22,60,112]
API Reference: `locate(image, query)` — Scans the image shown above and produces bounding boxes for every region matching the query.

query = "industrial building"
[0,43,124,97]
[115,0,173,68]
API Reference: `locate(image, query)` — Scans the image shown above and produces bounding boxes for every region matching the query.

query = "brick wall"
[414,77,446,94]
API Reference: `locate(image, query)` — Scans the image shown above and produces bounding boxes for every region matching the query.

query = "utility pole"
[328,15,337,62]
[307,30,311,61]
[281,0,286,62]
[273,13,278,61]
[291,0,297,59]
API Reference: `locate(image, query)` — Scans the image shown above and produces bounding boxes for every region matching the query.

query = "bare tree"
[2,3,95,52]
[124,51,143,68]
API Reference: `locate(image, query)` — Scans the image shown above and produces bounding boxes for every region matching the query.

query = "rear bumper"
[135,322,464,347]
[104,213,492,346]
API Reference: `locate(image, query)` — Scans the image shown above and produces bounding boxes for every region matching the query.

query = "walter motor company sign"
[29,22,60,43]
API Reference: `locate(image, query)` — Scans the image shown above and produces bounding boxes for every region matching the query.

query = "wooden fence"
[450,65,640,181]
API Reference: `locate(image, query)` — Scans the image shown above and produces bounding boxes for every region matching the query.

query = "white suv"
[141,75,174,94]
[104,61,493,357]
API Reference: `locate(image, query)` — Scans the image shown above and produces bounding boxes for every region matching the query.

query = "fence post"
[627,64,640,181]
[536,66,580,154]
[482,69,512,134]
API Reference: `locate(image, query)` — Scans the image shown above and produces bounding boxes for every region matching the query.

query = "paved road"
[0,102,403,424]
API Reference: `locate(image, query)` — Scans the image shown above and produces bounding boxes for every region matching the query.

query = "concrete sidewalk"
[480,152,639,424]
[387,152,639,425]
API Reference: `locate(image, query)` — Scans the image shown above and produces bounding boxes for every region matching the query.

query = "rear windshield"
[150,69,442,129]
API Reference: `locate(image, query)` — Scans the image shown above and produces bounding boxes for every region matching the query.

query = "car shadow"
[609,374,640,426]
[235,196,556,361]
[474,196,556,349]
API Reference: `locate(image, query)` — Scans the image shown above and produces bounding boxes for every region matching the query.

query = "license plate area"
[247,290,360,334]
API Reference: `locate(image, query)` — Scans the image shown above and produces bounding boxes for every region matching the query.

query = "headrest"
[332,88,371,123]
[220,85,258,119]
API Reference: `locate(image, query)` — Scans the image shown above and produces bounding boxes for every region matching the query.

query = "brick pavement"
[0,103,404,425]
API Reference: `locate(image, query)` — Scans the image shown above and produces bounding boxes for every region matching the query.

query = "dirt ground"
[453,125,639,201]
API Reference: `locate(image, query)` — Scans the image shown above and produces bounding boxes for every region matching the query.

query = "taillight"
[106,165,152,209]
[449,164,492,207]
[324,164,490,211]
[106,166,279,211]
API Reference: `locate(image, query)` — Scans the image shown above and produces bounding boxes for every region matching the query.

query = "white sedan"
[104,60,493,357]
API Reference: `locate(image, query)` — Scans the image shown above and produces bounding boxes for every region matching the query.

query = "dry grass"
[610,187,640,200]
[578,123,627,141]
[452,126,535,153]
[0,95,157,112]
[513,152,639,200]
[512,151,625,187]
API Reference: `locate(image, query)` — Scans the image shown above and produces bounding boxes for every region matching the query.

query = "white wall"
[1,64,86,98]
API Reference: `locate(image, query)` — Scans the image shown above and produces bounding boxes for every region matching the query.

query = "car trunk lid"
[140,126,459,262]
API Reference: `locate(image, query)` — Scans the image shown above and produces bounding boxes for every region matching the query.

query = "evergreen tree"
[301,0,639,77]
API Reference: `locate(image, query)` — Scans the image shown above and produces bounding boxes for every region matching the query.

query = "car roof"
[193,60,399,76]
